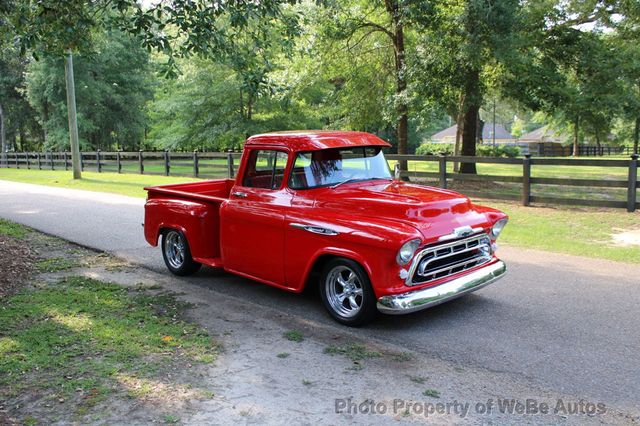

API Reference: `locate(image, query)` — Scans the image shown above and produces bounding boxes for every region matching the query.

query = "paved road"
[2,179,639,411]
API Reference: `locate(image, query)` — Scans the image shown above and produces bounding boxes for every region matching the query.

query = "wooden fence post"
[64,152,69,170]
[14,152,18,168]
[138,150,144,174]
[116,150,122,173]
[80,151,84,171]
[49,152,54,170]
[627,154,638,212]
[164,150,170,176]
[96,150,102,173]
[193,150,199,177]
[438,154,447,189]
[25,153,30,169]
[37,152,41,170]
[227,150,235,178]
[522,154,531,206]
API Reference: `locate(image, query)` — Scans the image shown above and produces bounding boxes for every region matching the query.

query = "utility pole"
[64,49,81,179]
[0,102,6,166]
[492,99,496,147]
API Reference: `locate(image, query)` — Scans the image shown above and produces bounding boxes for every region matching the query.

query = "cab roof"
[245,131,391,151]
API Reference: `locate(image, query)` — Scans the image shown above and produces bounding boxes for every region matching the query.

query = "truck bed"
[144,179,235,203]
[144,179,235,267]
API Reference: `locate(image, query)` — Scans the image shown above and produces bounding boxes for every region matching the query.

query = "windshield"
[288,146,392,189]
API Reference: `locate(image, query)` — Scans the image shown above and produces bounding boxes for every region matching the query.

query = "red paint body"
[144,131,507,298]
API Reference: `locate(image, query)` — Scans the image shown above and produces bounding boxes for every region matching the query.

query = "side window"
[242,150,289,189]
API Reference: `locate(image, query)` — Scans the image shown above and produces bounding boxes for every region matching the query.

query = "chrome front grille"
[408,233,492,285]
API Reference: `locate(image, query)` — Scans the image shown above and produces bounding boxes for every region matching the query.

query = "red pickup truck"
[144,131,508,325]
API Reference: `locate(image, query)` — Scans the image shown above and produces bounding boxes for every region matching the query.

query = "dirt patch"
[0,235,34,297]
[611,229,640,247]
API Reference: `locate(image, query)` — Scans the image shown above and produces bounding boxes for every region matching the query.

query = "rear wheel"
[161,229,201,276]
[319,258,377,326]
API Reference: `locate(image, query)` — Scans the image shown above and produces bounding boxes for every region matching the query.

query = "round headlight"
[397,239,421,265]
[491,218,508,238]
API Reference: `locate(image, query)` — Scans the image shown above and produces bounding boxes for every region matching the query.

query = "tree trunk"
[572,117,580,157]
[460,68,480,174]
[247,92,253,120]
[460,105,479,174]
[634,116,639,155]
[453,113,464,173]
[595,131,602,156]
[64,50,82,179]
[386,0,409,179]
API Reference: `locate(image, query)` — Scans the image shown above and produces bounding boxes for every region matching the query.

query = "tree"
[6,0,297,177]
[25,30,154,151]
[412,0,520,173]
[314,0,436,174]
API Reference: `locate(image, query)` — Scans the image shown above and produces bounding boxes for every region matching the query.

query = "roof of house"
[430,124,514,141]
[518,126,567,143]
[245,131,391,151]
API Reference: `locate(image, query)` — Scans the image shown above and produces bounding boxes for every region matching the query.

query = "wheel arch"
[301,249,375,294]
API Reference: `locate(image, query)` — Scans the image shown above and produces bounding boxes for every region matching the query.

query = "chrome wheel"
[164,230,185,269]
[325,265,364,318]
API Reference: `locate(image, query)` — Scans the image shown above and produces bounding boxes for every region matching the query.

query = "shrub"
[476,144,521,158]
[415,143,453,156]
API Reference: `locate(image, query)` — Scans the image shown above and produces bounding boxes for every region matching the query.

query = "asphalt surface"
[2,179,639,412]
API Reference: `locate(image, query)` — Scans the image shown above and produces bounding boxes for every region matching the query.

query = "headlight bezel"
[396,238,421,266]
[491,218,508,238]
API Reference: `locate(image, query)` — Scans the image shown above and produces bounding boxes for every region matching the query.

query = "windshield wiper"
[329,177,392,189]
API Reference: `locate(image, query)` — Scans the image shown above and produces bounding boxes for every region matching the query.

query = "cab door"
[220,149,292,287]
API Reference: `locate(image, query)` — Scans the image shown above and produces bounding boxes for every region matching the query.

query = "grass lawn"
[0,168,203,198]
[1,168,638,263]
[485,201,640,263]
[0,221,218,424]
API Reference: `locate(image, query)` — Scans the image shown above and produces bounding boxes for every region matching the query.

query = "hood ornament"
[438,225,483,241]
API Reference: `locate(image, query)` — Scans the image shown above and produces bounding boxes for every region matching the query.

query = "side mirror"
[394,163,400,180]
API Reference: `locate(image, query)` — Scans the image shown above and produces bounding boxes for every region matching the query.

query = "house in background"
[516,126,569,155]
[429,123,515,145]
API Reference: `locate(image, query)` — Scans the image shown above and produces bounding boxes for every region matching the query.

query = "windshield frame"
[287,146,392,190]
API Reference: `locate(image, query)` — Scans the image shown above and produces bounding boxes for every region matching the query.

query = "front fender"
[284,213,422,295]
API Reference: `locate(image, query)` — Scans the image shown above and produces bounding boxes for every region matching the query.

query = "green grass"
[0,168,202,198]
[423,388,441,398]
[35,257,78,272]
[488,201,640,263]
[323,344,381,361]
[0,218,29,239]
[0,276,217,400]
[282,330,304,342]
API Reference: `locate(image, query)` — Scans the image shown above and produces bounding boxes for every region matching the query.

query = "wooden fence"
[1,150,638,212]
[387,154,639,212]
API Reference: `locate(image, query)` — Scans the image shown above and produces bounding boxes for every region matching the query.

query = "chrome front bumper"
[376,260,506,315]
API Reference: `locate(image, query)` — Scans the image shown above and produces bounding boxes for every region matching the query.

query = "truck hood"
[312,180,492,241]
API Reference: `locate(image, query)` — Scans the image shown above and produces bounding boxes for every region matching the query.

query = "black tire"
[319,258,378,326]
[161,229,201,276]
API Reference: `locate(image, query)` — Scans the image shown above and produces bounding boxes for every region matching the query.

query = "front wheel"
[161,229,201,276]
[319,258,378,326]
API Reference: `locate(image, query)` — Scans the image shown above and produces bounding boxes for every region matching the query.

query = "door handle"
[231,191,248,198]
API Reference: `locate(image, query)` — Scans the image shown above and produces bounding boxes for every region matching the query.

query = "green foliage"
[25,31,154,151]
[415,143,453,156]
[476,144,521,158]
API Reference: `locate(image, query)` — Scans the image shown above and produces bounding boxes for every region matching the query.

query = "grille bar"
[408,233,492,286]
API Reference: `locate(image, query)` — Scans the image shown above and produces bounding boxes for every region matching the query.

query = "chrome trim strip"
[289,222,339,236]
[406,232,490,285]
[377,260,506,315]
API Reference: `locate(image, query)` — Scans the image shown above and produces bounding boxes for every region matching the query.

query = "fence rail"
[1,150,638,212]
